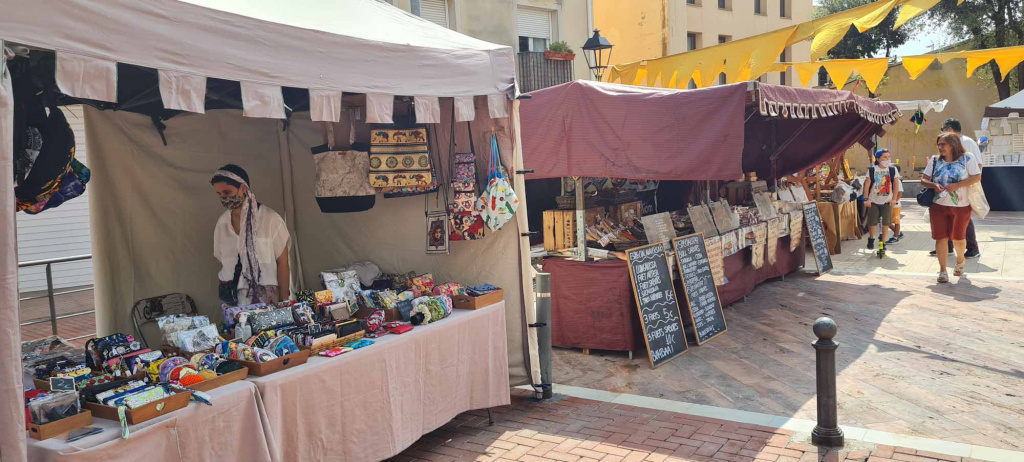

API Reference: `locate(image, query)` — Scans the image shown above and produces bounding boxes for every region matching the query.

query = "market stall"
[1,1,537,460]
[522,80,899,356]
[980,90,1024,211]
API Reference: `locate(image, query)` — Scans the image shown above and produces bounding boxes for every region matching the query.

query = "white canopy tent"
[884,99,948,115]
[0,1,537,459]
[985,90,1024,118]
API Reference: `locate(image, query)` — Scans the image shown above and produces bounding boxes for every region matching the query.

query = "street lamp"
[582,29,613,81]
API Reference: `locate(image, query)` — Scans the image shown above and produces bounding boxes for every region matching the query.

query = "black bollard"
[811,317,844,447]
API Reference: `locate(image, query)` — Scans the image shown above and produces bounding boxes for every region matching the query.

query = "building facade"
[592,0,814,86]
[385,0,594,89]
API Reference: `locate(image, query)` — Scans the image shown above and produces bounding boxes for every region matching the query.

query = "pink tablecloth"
[248,302,511,462]
[27,380,271,462]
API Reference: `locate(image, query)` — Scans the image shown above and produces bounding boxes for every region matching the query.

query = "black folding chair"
[130,293,197,348]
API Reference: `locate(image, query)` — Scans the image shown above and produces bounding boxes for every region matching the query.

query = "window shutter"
[419,0,449,28]
[517,8,551,40]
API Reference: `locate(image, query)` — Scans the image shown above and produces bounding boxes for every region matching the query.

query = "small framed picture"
[426,211,450,255]
[49,377,76,392]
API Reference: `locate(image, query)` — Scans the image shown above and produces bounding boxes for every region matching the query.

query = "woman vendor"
[211,165,291,305]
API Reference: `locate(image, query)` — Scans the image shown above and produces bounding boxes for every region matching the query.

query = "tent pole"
[575,177,587,261]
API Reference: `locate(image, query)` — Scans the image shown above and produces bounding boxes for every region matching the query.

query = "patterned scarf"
[215,169,262,301]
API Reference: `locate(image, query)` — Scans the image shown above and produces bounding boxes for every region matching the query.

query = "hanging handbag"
[311,113,376,213]
[448,122,485,241]
[916,157,938,207]
[476,134,520,232]
[451,126,478,212]
[381,124,441,198]
[369,126,433,189]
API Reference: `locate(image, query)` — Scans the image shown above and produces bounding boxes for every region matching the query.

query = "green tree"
[814,0,918,60]
[928,0,1024,99]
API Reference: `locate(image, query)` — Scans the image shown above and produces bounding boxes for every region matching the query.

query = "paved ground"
[392,390,975,462]
[551,272,1024,451]
[827,202,1024,280]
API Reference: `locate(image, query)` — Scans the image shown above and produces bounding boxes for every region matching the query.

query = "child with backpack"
[862,149,901,253]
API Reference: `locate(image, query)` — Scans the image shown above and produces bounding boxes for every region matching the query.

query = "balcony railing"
[517,52,575,93]
[18,254,95,341]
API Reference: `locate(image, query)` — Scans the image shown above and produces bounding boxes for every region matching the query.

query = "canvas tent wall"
[0,1,536,460]
[520,80,900,182]
[984,89,1024,118]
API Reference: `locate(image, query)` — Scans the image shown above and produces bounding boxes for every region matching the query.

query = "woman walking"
[921,133,982,283]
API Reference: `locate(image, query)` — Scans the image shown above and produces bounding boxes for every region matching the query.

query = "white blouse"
[213,205,291,293]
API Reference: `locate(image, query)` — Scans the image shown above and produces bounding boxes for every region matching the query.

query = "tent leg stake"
[487,409,494,426]
[628,350,633,360]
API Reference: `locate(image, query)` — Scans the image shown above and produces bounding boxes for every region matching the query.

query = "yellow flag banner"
[794,62,824,87]
[894,0,942,29]
[607,0,956,89]
[768,45,1024,93]
[963,45,1024,80]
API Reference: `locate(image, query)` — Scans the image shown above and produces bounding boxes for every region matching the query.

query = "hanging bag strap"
[491,133,502,181]
[325,122,335,150]
[348,110,356,147]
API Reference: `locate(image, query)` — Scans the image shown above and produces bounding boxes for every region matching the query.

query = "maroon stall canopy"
[520,80,901,182]
[744,84,901,180]
[520,80,748,180]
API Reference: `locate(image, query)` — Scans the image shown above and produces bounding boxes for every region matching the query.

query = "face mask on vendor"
[221,195,245,209]
[213,182,247,210]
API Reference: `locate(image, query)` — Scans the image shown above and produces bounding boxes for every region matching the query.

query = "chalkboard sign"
[626,243,688,367]
[802,202,834,274]
[672,233,727,345]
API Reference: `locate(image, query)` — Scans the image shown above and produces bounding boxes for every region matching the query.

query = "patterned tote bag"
[475,134,520,231]
[369,126,433,190]
[311,117,376,213]
[449,122,485,241]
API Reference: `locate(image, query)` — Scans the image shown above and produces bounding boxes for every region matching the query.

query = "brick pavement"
[392,390,974,462]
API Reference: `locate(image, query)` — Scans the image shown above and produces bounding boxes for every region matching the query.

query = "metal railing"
[516,52,575,93]
[18,254,95,341]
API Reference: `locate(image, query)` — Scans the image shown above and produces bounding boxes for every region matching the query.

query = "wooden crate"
[86,391,191,425]
[452,289,505,310]
[188,367,249,392]
[543,208,603,251]
[28,410,93,441]
[236,350,310,377]
[607,201,642,222]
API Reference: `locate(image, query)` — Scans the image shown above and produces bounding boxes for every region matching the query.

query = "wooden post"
[811,317,844,447]
[575,177,587,261]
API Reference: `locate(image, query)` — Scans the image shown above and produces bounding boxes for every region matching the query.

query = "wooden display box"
[85,391,191,425]
[34,372,148,392]
[236,350,309,377]
[28,410,93,441]
[543,208,603,251]
[452,289,504,310]
[188,367,249,392]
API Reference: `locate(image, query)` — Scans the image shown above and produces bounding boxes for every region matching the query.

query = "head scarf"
[215,169,262,302]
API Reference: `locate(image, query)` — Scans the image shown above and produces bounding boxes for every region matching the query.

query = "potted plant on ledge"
[544,41,575,61]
